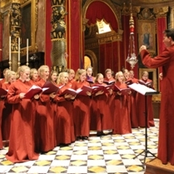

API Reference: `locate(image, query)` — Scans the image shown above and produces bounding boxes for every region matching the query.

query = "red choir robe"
[72,80,91,139]
[1,83,12,141]
[90,83,113,132]
[103,77,115,131]
[0,78,5,88]
[113,82,132,134]
[0,96,4,149]
[126,78,139,128]
[6,79,39,162]
[54,83,75,145]
[141,47,174,165]
[136,78,155,128]
[34,79,55,152]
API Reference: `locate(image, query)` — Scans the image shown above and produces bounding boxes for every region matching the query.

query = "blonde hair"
[57,72,68,84]
[6,70,16,82]
[105,68,112,74]
[38,65,49,78]
[67,68,75,74]
[75,69,86,81]
[30,68,38,79]
[95,73,103,83]
[115,71,124,81]
[142,70,149,76]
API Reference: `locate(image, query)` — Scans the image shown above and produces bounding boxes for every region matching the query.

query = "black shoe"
[82,136,88,140]
[76,136,81,141]
[97,131,104,136]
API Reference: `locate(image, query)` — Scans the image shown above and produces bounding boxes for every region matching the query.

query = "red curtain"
[66,0,81,71]
[99,44,105,73]
[113,41,119,73]
[86,1,118,32]
[45,0,52,67]
[157,17,166,54]
[99,42,120,74]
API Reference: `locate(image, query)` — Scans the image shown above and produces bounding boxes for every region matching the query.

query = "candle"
[18,37,20,62]
[26,39,29,64]
[9,36,11,61]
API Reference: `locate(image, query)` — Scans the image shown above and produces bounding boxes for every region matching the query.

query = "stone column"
[51,0,67,73]
[10,1,21,71]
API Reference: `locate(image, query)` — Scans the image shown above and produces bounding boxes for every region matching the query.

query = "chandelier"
[126,2,138,69]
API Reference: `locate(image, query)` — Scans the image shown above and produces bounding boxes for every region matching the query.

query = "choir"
[0,65,155,163]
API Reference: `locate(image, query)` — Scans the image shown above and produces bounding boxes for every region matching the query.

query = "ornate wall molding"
[170,6,174,29]
[96,30,123,44]
[138,8,155,20]
[153,6,168,17]
[122,3,140,16]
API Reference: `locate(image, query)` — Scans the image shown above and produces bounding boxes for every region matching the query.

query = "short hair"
[164,29,174,41]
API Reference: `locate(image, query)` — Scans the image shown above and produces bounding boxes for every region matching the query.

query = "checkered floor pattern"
[0,119,159,174]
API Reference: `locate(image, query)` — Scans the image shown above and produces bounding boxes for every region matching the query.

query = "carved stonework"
[10,2,21,52]
[51,0,67,71]
[122,3,140,16]
[153,6,168,17]
[138,8,155,20]
[170,7,174,29]
[51,0,67,40]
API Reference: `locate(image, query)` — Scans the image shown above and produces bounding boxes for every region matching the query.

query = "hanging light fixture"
[126,1,138,69]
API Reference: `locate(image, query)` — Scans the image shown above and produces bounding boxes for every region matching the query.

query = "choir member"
[104,68,115,84]
[129,70,139,83]
[1,71,16,143]
[49,70,58,85]
[72,69,91,140]
[0,68,9,88]
[90,73,113,136]
[54,72,75,145]
[6,65,39,162]
[136,70,155,127]
[34,65,56,152]
[86,66,95,84]
[123,69,139,128]
[30,68,39,84]
[67,68,75,85]
[113,71,132,134]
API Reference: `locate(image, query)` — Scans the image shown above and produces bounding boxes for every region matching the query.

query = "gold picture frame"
[21,0,37,54]
[138,20,156,54]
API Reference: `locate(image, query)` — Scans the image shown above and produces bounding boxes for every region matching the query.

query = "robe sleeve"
[7,84,21,104]
[141,48,171,68]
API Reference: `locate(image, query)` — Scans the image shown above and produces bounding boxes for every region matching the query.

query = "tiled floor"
[0,119,159,174]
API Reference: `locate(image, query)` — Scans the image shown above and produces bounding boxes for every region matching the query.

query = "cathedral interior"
[0,0,174,173]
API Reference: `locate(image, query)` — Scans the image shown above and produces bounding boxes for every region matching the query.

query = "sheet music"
[128,83,158,95]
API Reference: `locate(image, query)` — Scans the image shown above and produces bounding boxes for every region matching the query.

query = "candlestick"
[9,36,12,70]
[26,39,29,66]
[9,36,11,61]
[18,37,20,66]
